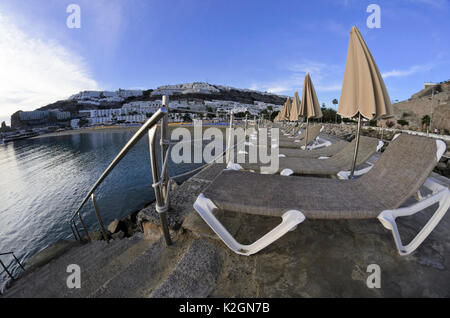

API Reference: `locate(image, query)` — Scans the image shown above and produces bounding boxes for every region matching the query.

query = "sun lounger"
[278,125,323,148]
[282,125,302,137]
[277,140,349,158]
[194,134,449,255]
[235,136,382,176]
[245,140,348,159]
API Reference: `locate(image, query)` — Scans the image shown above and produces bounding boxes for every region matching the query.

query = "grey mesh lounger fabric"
[204,134,437,219]
[278,140,349,158]
[240,135,379,175]
[194,134,449,256]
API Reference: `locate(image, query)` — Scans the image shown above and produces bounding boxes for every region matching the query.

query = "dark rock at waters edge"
[107,219,120,233]
[89,230,105,241]
[111,231,125,240]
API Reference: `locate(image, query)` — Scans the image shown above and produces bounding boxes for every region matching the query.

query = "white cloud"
[382,64,431,78]
[0,12,98,118]
[250,60,343,96]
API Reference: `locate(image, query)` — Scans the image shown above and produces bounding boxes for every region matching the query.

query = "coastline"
[31,125,141,139]
[30,122,231,140]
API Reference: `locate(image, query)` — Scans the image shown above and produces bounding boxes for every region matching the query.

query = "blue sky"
[1,0,449,124]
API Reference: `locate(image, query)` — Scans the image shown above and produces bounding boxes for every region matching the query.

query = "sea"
[0,128,207,290]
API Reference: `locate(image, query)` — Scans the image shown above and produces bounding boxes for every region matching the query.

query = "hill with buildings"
[36,82,286,114]
[8,83,286,129]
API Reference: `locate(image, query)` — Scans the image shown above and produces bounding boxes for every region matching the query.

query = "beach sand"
[31,123,230,140]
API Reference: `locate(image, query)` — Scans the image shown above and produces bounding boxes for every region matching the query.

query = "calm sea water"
[0,129,205,289]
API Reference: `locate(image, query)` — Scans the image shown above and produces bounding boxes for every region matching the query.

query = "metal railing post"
[91,194,109,242]
[161,96,170,201]
[12,254,25,271]
[0,259,14,280]
[226,112,234,164]
[78,213,91,241]
[149,125,172,246]
[68,109,167,241]
[147,96,172,246]
[72,221,81,241]
[0,251,25,280]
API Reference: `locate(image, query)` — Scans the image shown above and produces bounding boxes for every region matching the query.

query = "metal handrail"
[68,106,170,244]
[0,252,25,280]
[67,101,246,246]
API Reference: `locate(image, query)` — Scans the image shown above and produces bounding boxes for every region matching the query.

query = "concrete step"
[64,233,156,297]
[150,238,224,298]
[91,235,192,298]
[4,234,146,298]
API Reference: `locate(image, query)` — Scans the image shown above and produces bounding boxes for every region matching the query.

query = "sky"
[0,0,449,125]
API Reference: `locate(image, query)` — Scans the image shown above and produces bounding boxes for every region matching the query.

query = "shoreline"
[30,122,231,140]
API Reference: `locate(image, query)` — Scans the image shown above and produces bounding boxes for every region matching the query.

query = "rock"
[437,162,446,170]
[89,230,104,241]
[170,180,179,192]
[111,230,125,240]
[107,219,120,234]
[142,221,161,241]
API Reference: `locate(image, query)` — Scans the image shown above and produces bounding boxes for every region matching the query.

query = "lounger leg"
[193,194,306,256]
[377,179,450,255]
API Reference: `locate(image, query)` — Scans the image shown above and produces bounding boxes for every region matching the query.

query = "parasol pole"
[304,117,309,149]
[349,113,362,179]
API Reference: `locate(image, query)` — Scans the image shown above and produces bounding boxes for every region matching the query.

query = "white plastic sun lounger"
[193,134,449,256]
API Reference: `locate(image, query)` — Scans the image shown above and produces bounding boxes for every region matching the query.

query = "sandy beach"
[31,123,232,140]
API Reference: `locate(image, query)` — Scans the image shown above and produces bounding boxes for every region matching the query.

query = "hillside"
[390,80,450,132]
[37,82,286,115]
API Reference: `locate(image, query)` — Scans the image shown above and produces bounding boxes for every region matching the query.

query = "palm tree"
[332,99,338,123]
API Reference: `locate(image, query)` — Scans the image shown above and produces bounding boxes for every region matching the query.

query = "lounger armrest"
[377,180,450,255]
[226,162,244,171]
[193,194,306,256]
[337,164,374,180]
[280,168,294,176]
[376,141,384,152]
[308,139,332,150]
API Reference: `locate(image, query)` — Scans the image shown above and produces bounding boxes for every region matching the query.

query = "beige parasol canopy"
[279,97,291,121]
[289,91,301,121]
[338,26,393,178]
[338,26,393,120]
[300,73,322,119]
[299,73,322,148]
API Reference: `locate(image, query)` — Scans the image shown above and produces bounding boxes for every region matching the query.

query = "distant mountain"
[37,82,287,115]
